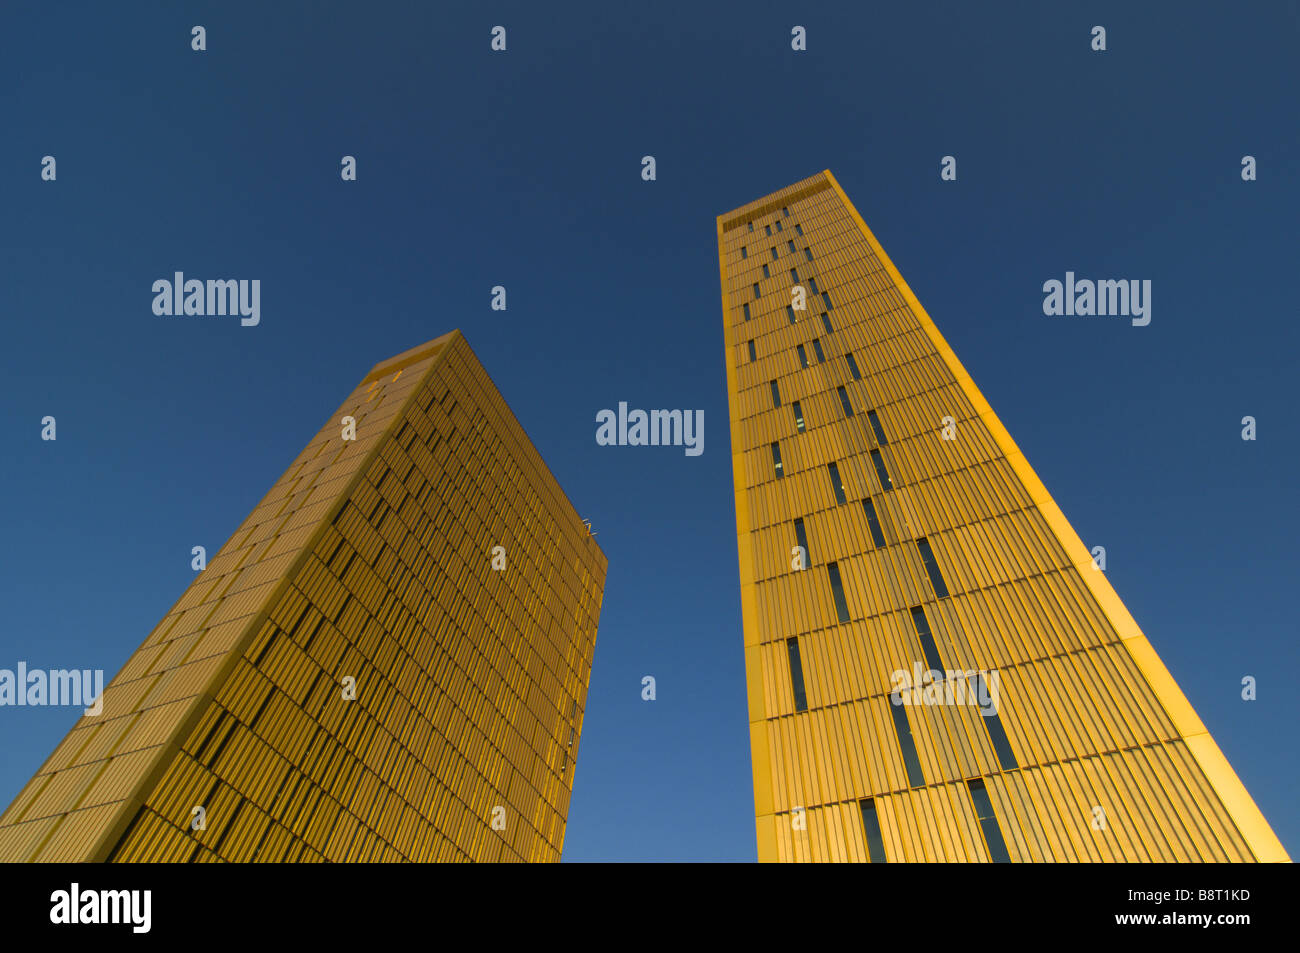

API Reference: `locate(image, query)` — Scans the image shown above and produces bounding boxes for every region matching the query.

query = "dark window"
[859,799,887,863]
[765,224,772,236]
[770,379,781,408]
[846,353,861,380]
[828,462,847,504]
[796,344,808,368]
[862,498,885,547]
[782,206,789,217]
[795,223,803,236]
[871,449,893,491]
[804,246,814,262]
[752,283,760,299]
[748,221,754,232]
[787,305,796,324]
[811,338,825,363]
[916,538,948,598]
[786,638,808,711]
[792,401,805,433]
[762,264,770,278]
[788,240,796,254]
[741,246,747,259]
[770,247,778,261]
[771,442,783,478]
[909,605,944,673]
[775,220,783,232]
[968,780,1011,862]
[971,673,1017,770]
[794,517,809,565]
[867,409,889,446]
[743,303,750,321]
[890,696,926,787]
[838,386,854,418]
[808,277,819,295]
[822,291,833,310]
[821,312,834,333]
[747,339,756,362]
[827,561,851,623]
[790,268,799,283]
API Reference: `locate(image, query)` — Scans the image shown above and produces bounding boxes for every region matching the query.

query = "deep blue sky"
[2,2,1296,861]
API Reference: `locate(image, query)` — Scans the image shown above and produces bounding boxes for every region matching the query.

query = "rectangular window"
[792,401,805,433]
[762,264,770,278]
[890,697,926,787]
[786,637,808,711]
[807,277,819,295]
[741,246,747,259]
[752,283,760,299]
[747,339,756,362]
[968,779,1011,862]
[858,799,887,863]
[765,224,772,236]
[787,240,796,254]
[790,268,799,283]
[971,673,1017,770]
[916,537,948,598]
[828,462,847,504]
[846,352,861,380]
[795,223,803,236]
[838,386,854,418]
[771,442,783,478]
[794,517,809,564]
[822,312,834,333]
[748,221,754,232]
[770,379,781,408]
[775,220,783,232]
[862,498,885,547]
[811,338,825,363]
[822,291,833,309]
[786,305,796,324]
[867,409,889,445]
[909,605,944,673]
[871,448,894,491]
[827,561,851,623]
[804,246,814,262]
[770,247,778,261]
[782,206,789,217]
[796,344,808,368]
[743,303,750,321]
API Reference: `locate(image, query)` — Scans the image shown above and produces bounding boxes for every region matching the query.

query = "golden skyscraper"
[0,330,606,862]
[718,171,1287,863]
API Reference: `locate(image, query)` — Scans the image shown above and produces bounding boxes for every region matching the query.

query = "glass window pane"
[786,638,808,711]
[828,462,846,504]
[827,561,851,623]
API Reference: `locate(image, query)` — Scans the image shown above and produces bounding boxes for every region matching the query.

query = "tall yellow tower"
[718,171,1287,862]
[0,330,605,862]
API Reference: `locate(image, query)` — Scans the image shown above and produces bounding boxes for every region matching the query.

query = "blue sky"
[2,1,1296,861]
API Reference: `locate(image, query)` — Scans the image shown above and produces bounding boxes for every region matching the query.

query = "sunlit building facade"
[0,330,606,862]
[718,171,1287,862]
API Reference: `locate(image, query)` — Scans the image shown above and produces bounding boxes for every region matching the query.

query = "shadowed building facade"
[718,171,1287,862]
[0,330,605,862]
